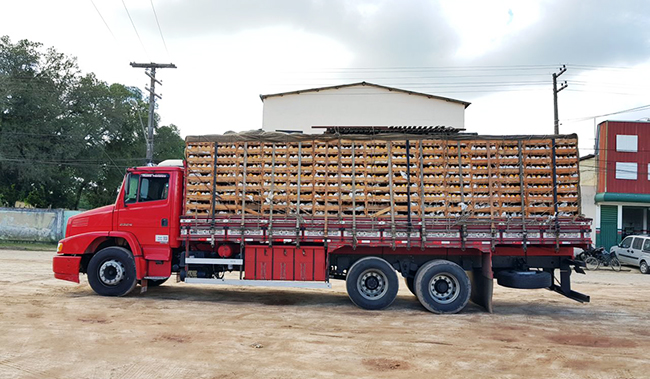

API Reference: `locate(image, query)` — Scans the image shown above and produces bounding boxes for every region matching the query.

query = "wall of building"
[579,157,598,245]
[0,207,81,242]
[262,85,466,133]
[597,121,650,194]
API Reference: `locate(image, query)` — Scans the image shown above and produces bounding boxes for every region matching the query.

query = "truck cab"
[53,166,183,292]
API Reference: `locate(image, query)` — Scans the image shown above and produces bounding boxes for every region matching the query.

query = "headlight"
[57,242,63,253]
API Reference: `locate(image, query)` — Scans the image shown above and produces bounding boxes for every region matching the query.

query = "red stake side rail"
[180,215,592,254]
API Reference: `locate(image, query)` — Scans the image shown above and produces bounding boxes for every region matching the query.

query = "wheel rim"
[641,262,648,273]
[428,273,460,304]
[357,269,388,300]
[99,259,125,286]
[585,257,598,270]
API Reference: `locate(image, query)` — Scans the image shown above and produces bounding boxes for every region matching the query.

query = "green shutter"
[600,205,618,251]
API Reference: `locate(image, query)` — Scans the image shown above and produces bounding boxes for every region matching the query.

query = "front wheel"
[414,260,471,314]
[87,247,137,297]
[640,260,649,274]
[585,257,599,271]
[345,257,399,310]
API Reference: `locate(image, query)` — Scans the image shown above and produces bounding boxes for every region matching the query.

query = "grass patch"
[0,241,57,251]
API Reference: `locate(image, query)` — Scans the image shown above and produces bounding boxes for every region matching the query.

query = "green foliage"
[0,36,184,209]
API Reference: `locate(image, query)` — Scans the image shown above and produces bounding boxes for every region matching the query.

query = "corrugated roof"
[314,125,464,135]
[259,81,471,108]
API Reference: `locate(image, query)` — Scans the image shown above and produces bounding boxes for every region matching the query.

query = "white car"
[610,235,650,274]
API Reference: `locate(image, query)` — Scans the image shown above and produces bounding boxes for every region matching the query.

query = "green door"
[599,205,618,251]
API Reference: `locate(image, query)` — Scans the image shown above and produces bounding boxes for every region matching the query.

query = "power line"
[562,104,650,123]
[150,0,170,58]
[89,0,116,40]
[121,0,149,60]
[0,157,137,169]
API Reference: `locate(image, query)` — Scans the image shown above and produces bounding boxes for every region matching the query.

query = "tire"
[495,270,552,289]
[577,252,586,261]
[345,257,399,310]
[87,247,137,297]
[585,257,599,271]
[414,260,471,314]
[609,257,621,272]
[147,278,169,287]
[640,260,649,275]
[404,276,416,296]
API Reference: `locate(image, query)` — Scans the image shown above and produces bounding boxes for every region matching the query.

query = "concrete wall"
[0,208,82,243]
[262,85,466,133]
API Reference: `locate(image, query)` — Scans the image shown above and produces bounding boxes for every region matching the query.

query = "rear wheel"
[640,260,649,274]
[609,257,621,272]
[414,260,471,314]
[346,257,399,310]
[87,247,137,297]
[585,257,599,271]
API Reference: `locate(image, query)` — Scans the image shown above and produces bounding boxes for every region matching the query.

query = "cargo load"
[184,131,580,220]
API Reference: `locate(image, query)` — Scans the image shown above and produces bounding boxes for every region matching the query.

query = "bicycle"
[583,247,621,271]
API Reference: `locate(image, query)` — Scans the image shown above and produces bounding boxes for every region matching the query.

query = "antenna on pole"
[130,62,177,165]
[553,64,568,134]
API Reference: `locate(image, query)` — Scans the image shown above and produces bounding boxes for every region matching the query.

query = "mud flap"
[470,252,493,313]
[140,279,148,294]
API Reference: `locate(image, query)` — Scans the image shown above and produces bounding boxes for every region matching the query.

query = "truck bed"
[180,214,591,252]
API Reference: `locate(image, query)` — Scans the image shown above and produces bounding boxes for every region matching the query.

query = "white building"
[260,82,470,134]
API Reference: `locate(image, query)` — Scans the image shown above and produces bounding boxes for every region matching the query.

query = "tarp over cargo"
[186,130,579,144]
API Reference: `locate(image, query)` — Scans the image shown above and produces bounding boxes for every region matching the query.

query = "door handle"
[161,218,168,227]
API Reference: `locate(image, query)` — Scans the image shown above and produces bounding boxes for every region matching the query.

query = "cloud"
[137,0,459,67]
[473,0,650,66]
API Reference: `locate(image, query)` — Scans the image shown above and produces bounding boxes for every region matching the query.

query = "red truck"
[53,132,591,314]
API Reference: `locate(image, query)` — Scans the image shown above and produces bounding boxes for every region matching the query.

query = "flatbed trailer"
[54,131,591,314]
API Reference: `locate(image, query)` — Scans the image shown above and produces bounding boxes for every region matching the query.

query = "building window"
[616,135,638,152]
[615,162,637,180]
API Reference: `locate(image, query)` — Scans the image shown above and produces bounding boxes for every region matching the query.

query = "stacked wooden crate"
[184,135,580,219]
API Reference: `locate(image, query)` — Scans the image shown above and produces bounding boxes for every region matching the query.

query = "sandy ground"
[0,250,649,379]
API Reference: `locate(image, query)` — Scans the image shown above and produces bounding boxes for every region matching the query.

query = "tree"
[0,36,80,208]
[0,36,185,209]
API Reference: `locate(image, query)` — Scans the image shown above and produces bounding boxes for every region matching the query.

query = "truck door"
[116,172,171,261]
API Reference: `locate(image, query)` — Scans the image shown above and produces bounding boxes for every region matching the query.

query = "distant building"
[260,82,470,134]
[587,120,650,250]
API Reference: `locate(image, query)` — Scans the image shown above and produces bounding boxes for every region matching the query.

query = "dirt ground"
[0,250,649,379]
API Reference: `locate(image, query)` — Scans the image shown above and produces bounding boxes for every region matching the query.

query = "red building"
[594,120,650,249]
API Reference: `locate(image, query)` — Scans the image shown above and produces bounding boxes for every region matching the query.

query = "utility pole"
[130,62,177,165]
[553,64,568,134]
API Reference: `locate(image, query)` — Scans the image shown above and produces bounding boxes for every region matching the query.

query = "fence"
[0,207,82,243]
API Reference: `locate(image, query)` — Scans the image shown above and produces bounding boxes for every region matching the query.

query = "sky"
[3,0,650,154]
